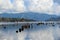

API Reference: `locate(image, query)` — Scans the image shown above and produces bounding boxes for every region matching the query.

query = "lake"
[0,22,60,40]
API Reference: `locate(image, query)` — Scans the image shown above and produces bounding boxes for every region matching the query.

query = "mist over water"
[0,23,60,40]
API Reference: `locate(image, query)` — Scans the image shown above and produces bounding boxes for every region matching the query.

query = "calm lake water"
[0,23,60,40]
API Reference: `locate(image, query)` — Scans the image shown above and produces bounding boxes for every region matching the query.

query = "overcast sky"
[0,0,60,15]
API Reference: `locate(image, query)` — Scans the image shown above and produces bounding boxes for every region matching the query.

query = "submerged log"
[21,27,24,31]
[3,27,6,29]
[16,30,18,33]
[37,23,44,25]
[19,28,22,32]
[21,24,30,29]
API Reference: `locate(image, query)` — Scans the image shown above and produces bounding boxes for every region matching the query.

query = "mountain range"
[46,17,60,21]
[0,12,59,21]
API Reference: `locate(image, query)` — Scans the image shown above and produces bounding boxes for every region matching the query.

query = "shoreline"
[0,21,60,25]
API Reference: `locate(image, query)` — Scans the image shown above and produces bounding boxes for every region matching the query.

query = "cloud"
[0,0,26,13]
[0,0,13,10]
[0,0,13,13]
[0,0,60,15]
[46,3,60,15]
[28,0,53,13]
[28,0,60,15]
[53,3,60,15]
[13,0,26,12]
[55,6,60,14]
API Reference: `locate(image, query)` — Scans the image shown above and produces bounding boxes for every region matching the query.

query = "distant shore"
[0,18,36,22]
[0,21,60,25]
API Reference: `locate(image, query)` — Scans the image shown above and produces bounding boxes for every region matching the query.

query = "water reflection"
[0,23,60,40]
